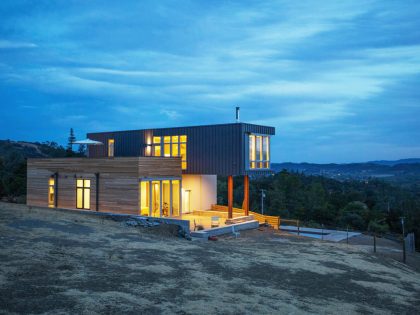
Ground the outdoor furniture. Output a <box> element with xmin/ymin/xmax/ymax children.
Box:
<box><xmin>211</xmin><ymin>216</ymin><xmax>220</xmax><ymax>228</ymax></box>
<box><xmin>231</xmin><ymin>226</ymin><xmax>240</xmax><ymax>238</ymax></box>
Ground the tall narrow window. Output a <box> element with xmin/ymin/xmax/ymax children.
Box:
<box><xmin>76</xmin><ymin>179</ymin><xmax>91</xmax><ymax>210</ymax></box>
<box><xmin>249</xmin><ymin>135</ymin><xmax>256</xmax><ymax>169</ymax></box>
<box><xmin>180</xmin><ymin>135</ymin><xmax>187</xmax><ymax>170</ymax></box>
<box><xmin>162</xmin><ymin>180</ymin><xmax>170</xmax><ymax>217</ymax></box>
<box><xmin>153</xmin><ymin>136</ymin><xmax>161</xmax><ymax>156</ymax></box>
<box><xmin>172</xmin><ymin>180</ymin><xmax>180</xmax><ymax>217</ymax></box>
<box><xmin>249</xmin><ymin>134</ymin><xmax>270</xmax><ymax>169</ymax></box>
<box><xmin>48</xmin><ymin>178</ymin><xmax>55</xmax><ymax>207</ymax></box>
<box><xmin>140</xmin><ymin>181</ymin><xmax>150</xmax><ymax>216</ymax></box>
<box><xmin>164</xmin><ymin>136</ymin><xmax>171</xmax><ymax>157</ymax></box>
<box><xmin>151</xmin><ymin>181</ymin><xmax>160</xmax><ymax>217</ymax></box>
<box><xmin>108</xmin><ymin>139</ymin><xmax>115</xmax><ymax>157</ymax></box>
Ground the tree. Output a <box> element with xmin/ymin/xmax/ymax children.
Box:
<box><xmin>67</xmin><ymin>128</ymin><xmax>76</xmax><ymax>152</ymax></box>
<box><xmin>338</xmin><ymin>201</ymin><xmax>369</xmax><ymax>230</ymax></box>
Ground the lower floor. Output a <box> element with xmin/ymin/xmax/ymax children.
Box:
<box><xmin>26</xmin><ymin>157</ymin><xmax>251</xmax><ymax>226</ymax></box>
<box><xmin>28</xmin><ymin>166</ymin><xmax>217</xmax><ymax>219</ymax></box>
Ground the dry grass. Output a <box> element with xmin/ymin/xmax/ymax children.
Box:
<box><xmin>0</xmin><ymin>202</ymin><xmax>419</xmax><ymax>315</ymax></box>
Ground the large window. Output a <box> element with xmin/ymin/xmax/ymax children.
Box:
<box><xmin>139</xmin><ymin>178</ymin><xmax>181</xmax><ymax>217</ymax></box>
<box><xmin>249</xmin><ymin>134</ymin><xmax>270</xmax><ymax>169</ymax></box>
<box><xmin>153</xmin><ymin>135</ymin><xmax>187</xmax><ymax>170</ymax></box>
<box><xmin>108</xmin><ymin>139</ymin><xmax>115</xmax><ymax>157</ymax></box>
<box><xmin>76</xmin><ymin>179</ymin><xmax>91</xmax><ymax>209</ymax></box>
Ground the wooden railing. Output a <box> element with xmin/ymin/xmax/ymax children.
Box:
<box><xmin>210</xmin><ymin>204</ymin><xmax>280</xmax><ymax>229</ymax></box>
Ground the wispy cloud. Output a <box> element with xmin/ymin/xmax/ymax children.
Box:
<box><xmin>0</xmin><ymin>0</ymin><xmax>419</xmax><ymax>162</ymax></box>
<box><xmin>0</xmin><ymin>40</ymin><xmax>37</xmax><ymax>49</ymax></box>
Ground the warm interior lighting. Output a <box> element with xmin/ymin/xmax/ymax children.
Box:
<box><xmin>76</xmin><ymin>179</ymin><xmax>91</xmax><ymax>210</ymax></box>
<box><xmin>152</xmin><ymin>134</ymin><xmax>187</xmax><ymax>169</ymax></box>
<box><xmin>152</xmin><ymin>181</ymin><xmax>160</xmax><ymax>217</ymax></box>
<box><xmin>140</xmin><ymin>179</ymin><xmax>181</xmax><ymax>217</ymax></box>
<box><xmin>172</xmin><ymin>180</ymin><xmax>180</xmax><ymax>216</ymax></box>
<box><xmin>140</xmin><ymin>181</ymin><xmax>150</xmax><ymax>216</ymax></box>
<box><xmin>48</xmin><ymin>178</ymin><xmax>55</xmax><ymax>207</ymax></box>
<box><xmin>164</xmin><ymin>143</ymin><xmax>170</xmax><ymax>157</ymax></box>
<box><xmin>162</xmin><ymin>180</ymin><xmax>170</xmax><ymax>217</ymax></box>
<box><xmin>108</xmin><ymin>139</ymin><xmax>115</xmax><ymax>157</ymax></box>
<box><xmin>249</xmin><ymin>134</ymin><xmax>270</xmax><ymax>169</ymax></box>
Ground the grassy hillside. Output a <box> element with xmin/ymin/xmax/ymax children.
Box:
<box><xmin>0</xmin><ymin>140</ymin><xmax>83</xmax><ymax>202</ymax></box>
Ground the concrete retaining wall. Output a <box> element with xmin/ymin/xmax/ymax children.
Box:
<box><xmin>191</xmin><ymin>220</ymin><xmax>259</xmax><ymax>238</ymax></box>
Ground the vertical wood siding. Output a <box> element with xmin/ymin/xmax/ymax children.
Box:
<box><xmin>87</xmin><ymin>123</ymin><xmax>275</xmax><ymax>176</ymax></box>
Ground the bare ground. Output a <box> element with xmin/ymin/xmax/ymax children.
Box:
<box><xmin>0</xmin><ymin>202</ymin><xmax>419</xmax><ymax>315</ymax></box>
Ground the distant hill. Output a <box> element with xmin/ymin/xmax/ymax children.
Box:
<box><xmin>271</xmin><ymin>160</ymin><xmax>420</xmax><ymax>187</ymax></box>
<box><xmin>368</xmin><ymin>158</ymin><xmax>420</xmax><ymax>166</ymax></box>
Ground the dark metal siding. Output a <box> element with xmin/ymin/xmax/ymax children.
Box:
<box><xmin>87</xmin><ymin>123</ymin><xmax>275</xmax><ymax>176</ymax></box>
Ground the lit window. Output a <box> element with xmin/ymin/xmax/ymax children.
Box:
<box><xmin>48</xmin><ymin>178</ymin><xmax>55</xmax><ymax>207</ymax></box>
<box><xmin>164</xmin><ymin>143</ymin><xmax>171</xmax><ymax>157</ymax></box>
<box><xmin>152</xmin><ymin>134</ymin><xmax>187</xmax><ymax>170</ymax></box>
<box><xmin>108</xmin><ymin>139</ymin><xmax>115</xmax><ymax>157</ymax></box>
<box><xmin>249</xmin><ymin>134</ymin><xmax>270</xmax><ymax>169</ymax></box>
<box><xmin>153</xmin><ymin>136</ymin><xmax>161</xmax><ymax>156</ymax></box>
<box><xmin>76</xmin><ymin>179</ymin><xmax>91</xmax><ymax>210</ymax></box>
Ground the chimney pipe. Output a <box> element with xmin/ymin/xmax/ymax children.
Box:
<box><xmin>236</xmin><ymin>106</ymin><xmax>240</xmax><ymax>123</ymax></box>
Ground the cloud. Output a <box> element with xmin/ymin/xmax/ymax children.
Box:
<box><xmin>0</xmin><ymin>40</ymin><xmax>37</xmax><ymax>49</ymax></box>
<box><xmin>0</xmin><ymin>0</ymin><xmax>419</xmax><ymax>162</ymax></box>
<box><xmin>160</xmin><ymin>109</ymin><xmax>181</xmax><ymax>120</ymax></box>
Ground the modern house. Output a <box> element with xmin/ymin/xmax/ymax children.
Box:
<box><xmin>27</xmin><ymin>122</ymin><xmax>275</xmax><ymax>222</ymax></box>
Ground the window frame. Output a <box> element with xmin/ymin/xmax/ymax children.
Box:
<box><xmin>152</xmin><ymin>135</ymin><xmax>187</xmax><ymax>170</ymax></box>
<box><xmin>248</xmin><ymin>134</ymin><xmax>270</xmax><ymax>170</ymax></box>
<box><xmin>108</xmin><ymin>139</ymin><xmax>115</xmax><ymax>157</ymax></box>
<box><xmin>76</xmin><ymin>179</ymin><xmax>91</xmax><ymax>210</ymax></box>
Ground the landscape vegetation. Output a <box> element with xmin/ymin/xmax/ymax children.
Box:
<box><xmin>1</xmin><ymin>139</ymin><xmax>419</xmax><ymax>250</ymax></box>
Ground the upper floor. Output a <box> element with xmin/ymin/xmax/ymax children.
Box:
<box><xmin>87</xmin><ymin>122</ymin><xmax>275</xmax><ymax>176</ymax></box>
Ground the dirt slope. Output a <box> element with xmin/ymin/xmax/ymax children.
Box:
<box><xmin>0</xmin><ymin>202</ymin><xmax>419</xmax><ymax>314</ymax></box>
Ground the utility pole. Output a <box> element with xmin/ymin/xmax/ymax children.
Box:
<box><xmin>260</xmin><ymin>189</ymin><xmax>266</xmax><ymax>215</ymax></box>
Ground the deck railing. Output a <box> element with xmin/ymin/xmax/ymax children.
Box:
<box><xmin>210</xmin><ymin>204</ymin><xmax>280</xmax><ymax>229</ymax></box>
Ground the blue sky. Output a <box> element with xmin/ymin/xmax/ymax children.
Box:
<box><xmin>1</xmin><ymin>0</ymin><xmax>419</xmax><ymax>163</ymax></box>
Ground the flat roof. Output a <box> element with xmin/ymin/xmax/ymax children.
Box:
<box><xmin>87</xmin><ymin>122</ymin><xmax>275</xmax><ymax>135</ymax></box>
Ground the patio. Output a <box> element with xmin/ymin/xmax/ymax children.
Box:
<box><xmin>174</xmin><ymin>210</ymin><xmax>247</xmax><ymax>230</ymax></box>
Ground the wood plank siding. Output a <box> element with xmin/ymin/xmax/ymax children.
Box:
<box><xmin>87</xmin><ymin>122</ymin><xmax>275</xmax><ymax>176</ymax></box>
<box><xmin>27</xmin><ymin>157</ymin><xmax>181</xmax><ymax>214</ymax></box>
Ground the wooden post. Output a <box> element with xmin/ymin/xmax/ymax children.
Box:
<box><xmin>243</xmin><ymin>175</ymin><xmax>249</xmax><ymax>216</ymax></box>
<box><xmin>373</xmin><ymin>234</ymin><xmax>376</xmax><ymax>253</ymax></box>
<box><xmin>228</xmin><ymin>175</ymin><xmax>233</xmax><ymax>219</ymax></box>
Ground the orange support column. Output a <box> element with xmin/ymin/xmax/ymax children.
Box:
<box><xmin>243</xmin><ymin>175</ymin><xmax>249</xmax><ymax>216</ymax></box>
<box><xmin>228</xmin><ymin>175</ymin><xmax>233</xmax><ymax>219</ymax></box>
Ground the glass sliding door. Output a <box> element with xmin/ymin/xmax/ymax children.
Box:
<box><xmin>139</xmin><ymin>178</ymin><xmax>182</xmax><ymax>218</ymax></box>
<box><xmin>151</xmin><ymin>181</ymin><xmax>161</xmax><ymax>217</ymax></box>
<box><xmin>162</xmin><ymin>180</ymin><xmax>170</xmax><ymax>217</ymax></box>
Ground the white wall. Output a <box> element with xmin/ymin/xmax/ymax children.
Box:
<box><xmin>182</xmin><ymin>175</ymin><xmax>217</xmax><ymax>212</ymax></box>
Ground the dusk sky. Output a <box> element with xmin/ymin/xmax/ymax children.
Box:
<box><xmin>1</xmin><ymin>0</ymin><xmax>419</xmax><ymax>163</ymax></box>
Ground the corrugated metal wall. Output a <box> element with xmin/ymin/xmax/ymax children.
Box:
<box><xmin>87</xmin><ymin>123</ymin><xmax>275</xmax><ymax>176</ymax></box>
